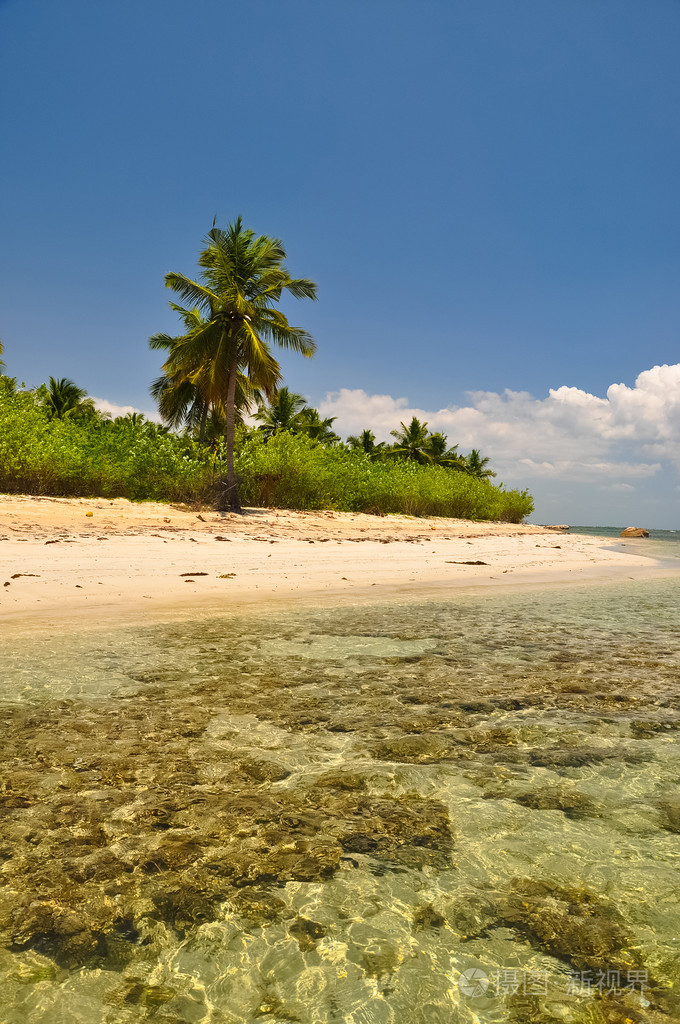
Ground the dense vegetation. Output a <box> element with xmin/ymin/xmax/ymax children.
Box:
<box><xmin>0</xmin><ymin>377</ymin><xmax>533</xmax><ymax>521</ymax></box>
<box><xmin>0</xmin><ymin>219</ymin><xmax>534</xmax><ymax>521</ymax></box>
<box><xmin>0</xmin><ymin>379</ymin><xmax>212</xmax><ymax>502</ymax></box>
<box><xmin>236</xmin><ymin>430</ymin><xmax>533</xmax><ymax>521</ymax></box>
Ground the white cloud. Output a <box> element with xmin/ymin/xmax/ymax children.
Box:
<box><xmin>92</xmin><ymin>397</ymin><xmax>162</xmax><ymax>423</ymax></box>
<box><xmin>516</xmin><ymin>459</ymin><xmax>661</xmax><ymax>480</ymax></box>
<box><xmin>318</xmin><ymin>362</ymin><xmax>680</xmax><ymax>486</ymax></box>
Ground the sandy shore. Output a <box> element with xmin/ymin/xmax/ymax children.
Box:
<box><xmin>0</xmin><ymin>495</ymin><xmax>672</xmax><ymax>632</ymax></box>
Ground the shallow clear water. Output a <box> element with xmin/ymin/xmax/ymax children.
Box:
<box><xmin>2</xmin><ymin>579</ymin><xmax>680</xmax><ymax>1023</ymax></box>
<box><xmin>567</xmin><ymin>526</ymin><xmax>680</xmax><ymax>565</ymax></box>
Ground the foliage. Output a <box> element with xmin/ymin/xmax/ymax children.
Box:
<box><xmin>389</xmin><ymin>416</ymin><xmax>434</xmax><ymax>463</ymax></box>
<box><xmin>149</xmin><ymin>306</ymin><xmax>211</xmax><ymax>436</ymax></box>
<box><xmin>0</xmin><ymin>382</ymin><xmax>532</xmax><ymax>521</ymax></box>
<box><xmin>295</xmin><ymin>407</ymin><xmax>339</xmax><ymax>444</ymax></box>
<box><xmin>43</xmin><ymin>376</ymin><xmax>96</xmax><ymax>421</ymax></box>
<box><xmin>158</xmin><ymin>217</ymin><xmax>317</xmax><ymax>510</ymax></box>
<box><xmin>255</xmin><ymin>387</ymin><xmax>308</xmax><ymax>437</ymax></box>
<box><xmin>466</xmin><ymin>447</ymin><xmax>496</xmax><ymax>479</ymax></box>
<box><xmin>256</xmin><ymin>387</ymin><xmax>339</xmax><ymax>443</ymax></box>
<box><xmin>0</xmin><ymin>380</ymin><xmax>213</xmax><ymax>501</ymax></box>
<box><xmin>347</xmin><ymin>429</ymin><xmax>385</xmax><ymax>458</ymax></box>
<box><xmin>388</xmin><ymin>417</ymin><xmax>466</xmax><ymax>469</ymax></box>
<box><xmin>235</xmin><ymin>431</ymin><xmax>533</xmax><ymax>521</ymax></box>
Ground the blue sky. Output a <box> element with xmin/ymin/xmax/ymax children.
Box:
<box><xmin>1</xmin><ymin>0</ymin><xmax>679</xmax><ymax>525</ymax></box>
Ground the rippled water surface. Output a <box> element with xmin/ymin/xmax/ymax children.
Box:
<box><xmin>2</xmin><ymin>579</ymin><xmax>680</xmax><ymax>1023</ymax></box>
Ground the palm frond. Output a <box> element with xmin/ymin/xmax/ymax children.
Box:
<box><xmin>148</xmin><ymin>332</ymin><xmax>176</xmax><ymax>352</ymax></box>
<box><xmin>164</xmin><ymin>273</ymin><xmax>218</xmax><ymax>312</ymax></box>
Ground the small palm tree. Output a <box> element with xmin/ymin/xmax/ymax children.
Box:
<box><xmin>159</xmin><ymin>218</ymin><xmax>317</xmax><ymax>512</ymax></box>
<box><xmin>44</xmin><ymin>377</ymin><xmax>95</xmax><ymax>421</ymax></box>
<box><xmin>466</xmin><ymin>448</ymin><xmax>496</xmax><ymax>479</ymax></box>
<box><xmin>389</xmin><ymin>417</ymin><xmax>433</xmax><ymax>464</ymax></box>
<box><xmin>255</xmin><ymin>387</ymin><xmax>307</xmax><ymax>438</ymax></box>
<box><xmin>347</xmin><ymin>429</ymin><xmax>385</xmax><ymax>459</ymax></box>
<box><xmin>115</xmin><ymin>412</ymin><xmax>146</xmax><ymax>426</ymax></box>
<box><xmin>296</xmin><ymin>407</ymin><xmax>340</xmax><ymax>444</ymax></box>
<box><xmin>427</xmin><ymin>431</ymin><xmax>466</xmax><ymax>470</ymax></box>
<box><xmin>0</xmin><ymin>339</ymin><xmax>4</xmax><ymax>373</ymax></box>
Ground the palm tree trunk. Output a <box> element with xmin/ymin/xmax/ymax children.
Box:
<box><xmin>219</xmin><ymin>366</ymin><xmax>241</xmax><ymax>513</ymax></box>
<box><xmin>198</xmin><ymin>402</ymin><xmax>208</xmax><ymax>443</ymax></box>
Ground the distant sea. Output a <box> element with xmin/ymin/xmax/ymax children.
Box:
<box><xmin>566</xmin><ymin>524</ymin><xmax>680</xmax><ymax>561</ymax></box>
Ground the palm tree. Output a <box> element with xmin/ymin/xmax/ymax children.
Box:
<box><xmin>152</xmin><ymin>331</ymin><xmax>262</xmax><ymax>443</ymax></box>
<box><xmin>44</xmin><ymin>377</ymin><xmax>95</xmax><ymax>421</ymax></box>
<box><xmin>0</xmin><ymin>339</ymin><xmax>4</xmax><ymax>373</ymax></box>
<box><xmin>427</xmin><ymin>431</ymin><xmax>466</xmax><ymax>470</ymax></box>
<box><xmin>389</xmin><ymin>417</ymin><xmax>433</xmax><ymax>464</ymax></box>
<box><xmin>255</xmin><ymin>387</ymin><xmax>307</xmax><ymax>438</ymax></box>
<box><xmin>160</xmin><ymin>218</ymin><xmax>317</xmax><ymax>511</ymax></box>
<box><xmin>296</xmin><ymin>407</ymin><xmax>340</xmax><ymax>444</ymax></box>
<box><xmin>151</xmin><ymin>370</ymin><xmax>209</xmax><ymax>438</ymax></box>
<box><xmin>115</xmin><ymin>412</ymin><xmax>146</xmax><ymax>426</ymax></box>
<box><xmin>466</xmin><ymin>448</ymin><xmax>496</xmax><ymax>479</ymax></box>
<box><xmin>347</xmin><ymin>429</ymin><xmax>385</xmax><ymax>458</ymax></box>
<box><xmin>150</xmin><ymin>306</ymin><xmax>212</xmax><ymax>439</ymax></box>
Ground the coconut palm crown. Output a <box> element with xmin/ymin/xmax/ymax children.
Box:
<box><xmin>255</xmin><ymin>387</ymin><xmax>308</xmax><ymax>438</ymax></box>
<box><xmin>389</xmin><ymin>417</ymin><xmax>434</xmax><ymax>464</ymax></box>
<box><xmin>466</xmin><ymin>448</ymin><xmax>496</xmax><ymax>479</ymax></box>
<box><xmin>44</xmin><ymin>377</ymin><xmax>96</xmax><ymax>421</ymax></box>
<box><xmin>159</xmin><ymin>218</ymin><xmax>317</xmax><ymax>511</ymax></box>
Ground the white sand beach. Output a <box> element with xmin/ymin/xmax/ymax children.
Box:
<box><xmin>0</xmin><ymin>495</ymin><xmax>670</xmax><ymax>632</ymax></box>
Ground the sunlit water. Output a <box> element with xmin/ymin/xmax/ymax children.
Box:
<box><xmin>567</xmin><ymin>526</ymin><xmax>680</xmax><ymax>566</ymax></box>
<box><xmin>2</xmin><ymin>578</ymin><xmax>680</xmax><ymax>1023</ymax></box>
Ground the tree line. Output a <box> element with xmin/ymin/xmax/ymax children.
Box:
<box><xmin>0</xmin><ymin>218</ymin><xmax>498</xmax><ymax>511</ymax></box>
<box><xmin>146</xmin><ymin>218</ymin><xmax>497</xmax><ymax>507</ymax></box>
<box><xmin>1</xmin><ymin>369</ymin><xmax>497</xmax><ymax>485</ymax></box>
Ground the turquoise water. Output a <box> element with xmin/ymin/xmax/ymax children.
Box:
<box><xmin>1</xmin><ymin>578</ymin><xmax>680</xmax><ymax>1022</ymax></box>
<box><xmin>567</xmin><ymin>526</ymin><xmax>680</xmax><ymax>565</ymax></box>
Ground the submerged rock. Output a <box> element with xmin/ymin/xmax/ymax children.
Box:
<box><xmin>150</xmin><ymin>885</ymin><xmax>226</xmax><ymax>937</ymax></box>
<box><xmin>6</xmin><ymin>901</ymin><xmax>142</xmax><ymax>970</ymax></box>
<box><xmin>236</xmin><ymin>757</ymin><xmax>291</xmax><ymax>782</ymax></box>
<box><xmin>500</xmin><ymin>784</ymin><xmax>601</xmax><ymax>819</ymax></box>
<box><xmin>334</xmin><ymin>795</ymin><xmax>454</xmax><ymax>869</ymax></box>
<box><xmin>630</xmin><ymin>718</ymin><xmax>680</xmax><ymax>738</ymax></box>
<box><xmin>313</xmin><ymin>770</ymin><xmax>367</xmax><ymax>791</ymax></box>
<box><xmin>449</xmin><ymin>879</ymin><xmax>638</xmax><ymax>973</ymax></box>
<box><xmin>289</xmin><ymin>915</ymin><xmax>327</xmax><ymax>951</ymax></box>
<box><xmin>657</xmin><ymin>796</ymin><xmax>680</xmax><ymax>834</ymax></box>
<box><xmin>230</xmin><ymin>889</ymin><xmax>287</xmax><ymax>926</ymax></box>
<box><xmin>493</xmin><ymin>879</ymin><xmax>636</xmax><ymax>973</ymax></box>
<box><xmin>412</xmin><ymin>904</ymin><xmax>446</xmax><ymax>932</ymax></box>
<box><xmin>371</xmin><ymin>733</ymin><xmax>460</xmax><ymax>763</ymax></box>
<box><xmin>527</xmin><ymin>746</ymin><xmax>650</xmax><ymax>769</ymax></box>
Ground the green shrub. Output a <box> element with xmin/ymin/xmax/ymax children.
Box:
<box><xmin>0</xmin><ymin>381</ymin><xmax>533</xmax><ymax>522</ymax></box>
<box><xmin>0</xmin><ymin>380</ymin><xmax>213</xmax><ymax>501</ymax></box>
<box><xmin>235</xmin><ymin>431</ymin><xmax>533</xmax><ymax>522</ymax></box>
